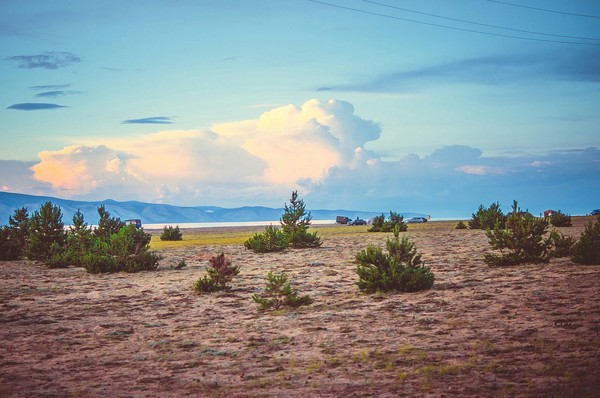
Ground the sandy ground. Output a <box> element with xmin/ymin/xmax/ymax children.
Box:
<box><xmin>1</xmin><ymin>219</ymin><xmax>599</xmax><ymax>397</ymax></box>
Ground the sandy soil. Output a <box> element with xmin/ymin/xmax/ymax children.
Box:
<box><xmin>1</xmin><ymin>219</ymin><xmax>599</xmax><ymax>397</ymax></box>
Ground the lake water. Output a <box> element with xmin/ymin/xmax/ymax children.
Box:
<box><xmin>142</xmin><ymin>219</ymin><xmax>337</xmax><ymax>230</ymax></box>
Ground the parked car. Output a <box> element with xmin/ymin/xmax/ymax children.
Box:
<box><xmin>591</xmin><ymin>209</ymin><xmax>600</xmax><ymax>216</ymax></box>
<box><xmin>543</xmin><ymin>209</ymin><xmax>557</xmax><ymax>218</ymax></box>
<box><xmin>124</xmin><ymin>219</ymin><xmax>142</xmax><ymax>228</ymax></box>
<box><xmin>336</xmin><ymin>216</ymin><xmax>349</xmax><ymax>224</ymax></box>
<box><xmin>406</xmin><ymin>217</ymin><xmax>427</xmax><ymax>224</ymax></box>
<box><xmin>348</xmin><ymin>217</ymin><xmax>367</xmax><ymax>226</ymax></box>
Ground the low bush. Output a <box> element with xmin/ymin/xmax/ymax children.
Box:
<box><xmin>160</xmin><ymin>225</ymin><xmax>183</xmax><ymax>241</ymax></box>
<box><xmin>193</xmin><ymin>253</ymin><xmax>240</xmax><ymax>293</ymax></box>
<box><xmin>244</xmin><ymin>225</ymin><xmax>289</xmax><ymax>253</ymax></box>
<box><xmin>368</xmin><ymin>211</ymin><xmax>407</xmax><ymax>233</ymax></box>
<box><xmin>547</xmin><ymin>230</ymin><xmax>576</xmax><ymax>258</ymax></box>
<box><xmin>483</xmin><ymin>201</ymin><xmax>549</xmax><ymax>266</ymax></box>
<box><xmin>469</xmin><ymin>202</ymin><xmax>506</xmax><ymax>230</ymax></box>
<box><xmin>571</xmin><ymin>215</ymin><xmax>600</xmax><ymax>265</ymax></box>
<box><xmin>82</xmin><ymin>225</ymin><xmax>160</xmax><ymax>273</ymax></box>
<box><xmin>356</xmin><ymin>227</ymin><xmax>434</xmax><ymax>293</ymax></box>
<box><xmin>549</xmin><ymin>211</ymin><xmax>572</xmax><ymax>227</ymax></box>
<box><xmin>252</xmin><ymin>271</ymin><xmax>313</xmax><ymax>310</ymax></box>
<box><xmin>455</xmin><ymin>221</ymin><xmax>468</xmax><ymax>230</ymax></box>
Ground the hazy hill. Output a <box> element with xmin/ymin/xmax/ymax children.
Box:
<box><xmin>0</xmin><ymin>192</ymin><xmax>423</xmax><ymax>225</ymax></box>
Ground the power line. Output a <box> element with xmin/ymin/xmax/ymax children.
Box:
<box><xmin>359</xmin><ymin>0</ymin><xmax>600</xmax><ymax>41</ymax></box>
<box><xmin>487</xmin><ymin>0</ymin><xmax>600</xmax><ymax>19</ymax></box>
<box><xmin>306</xmin><ymin>0</ymin><xmax>600</xmax><ymax>45</ymax></box>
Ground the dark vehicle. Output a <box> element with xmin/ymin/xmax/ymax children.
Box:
<box><xmin>125</xmin><ymin>219</ymin><xmax>142</xmax><ymax>228</ymax></box>
<box><xmin>336</xmin><ymin>216</ymin><xmax>349</xmax><ymax>224</ymax></box>
<box><xmin>406</xmin><ymin>217</ymin><xmax>428</xmax><ymax>224</ymax></box>
<box><xmin>543</xmin><ymin>209</ymin><xmax>557</xmax><ymax>218</ymax></box>
<box><xmin>348</xmin><ymin>217</ymin><xmax>367</xmax><ymax>226</ymax></box>
<box><xmin>591</xmin><ymin>209</ymin><xmax>600</xmax><ymax>216</ymax></box>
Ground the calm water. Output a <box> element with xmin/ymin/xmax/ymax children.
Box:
<box><xmin>142</xmin><ymin>219</ymin><xmax>337</xmax><ymax>230</ymax></box>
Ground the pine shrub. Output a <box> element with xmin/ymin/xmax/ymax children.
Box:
<box><xmin>455</xmin><ymin>221</ymin><xmax>468</xmax><ymax>229</ymax></box>
<box><xmin>468</xmin><ymin>202</ymin><xmax>506</xmax><ymax>230</ymax></box>
<box><xmin>547</xmin><ymin>230</ymin><xmax>576</xmax><ymax>258</ymax></box>
<box><xmin>355</xmin><ymin>228</ymin><xmax>434</xmax><ymax>293</ymax></box>
<box><xmin>570</xmin><ymin>215</ymin><xmax>600</xmax><ymax>265</ymax></box>
<box><xmin>483</xmin><ymin>200</ymin><xmax>550</xmax><ymax>266</ymax></box>
<box><xmin>25</xmin><ymin>202</ymin><xmax>66</xmax><ymax>261</ymax></box>
<box><xmin>368</xmin><ymin>211</ymin><xmax>407</xmax><ymax>233</ymax></box>
<box><xmin>252</xmin><ymin>271</ymin><xmax>313</xmax><ymax>310</ymax></box>
<box><xmin>244</xmin><ymin>225</ymin><xmax>289</xmax><ymax>253</ymax></box>
<box><xmin>549</xmin><ymin>211</ymin><xmax>572</xmax><ymax>227</ymax></box>
<box><xmin>280</xmin><ymin>191</ymin><xmax>322</xmax><ymax>248</ymax></box>
<box><xmin>82</xmin><ymin>225</ymin><xmax>160</xmax><ymax>273</ymax></box>
<box><xmin>160</xmin><ymin>225</ymin><xmax>183</xmax><ymax>241</ymax></box>
<box><xmin>193</xmin><ymin>253</ymin><xmax>240</xmax><ymax>293</ymax></box>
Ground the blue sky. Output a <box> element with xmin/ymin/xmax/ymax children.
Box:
<box><xmin>1</xmin><ymin>0</ymin><xmax>599</xmax><ymax>218</ymax></box>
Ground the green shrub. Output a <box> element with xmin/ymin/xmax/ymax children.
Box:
<box><xmin>455</xmin><ymin>221</ymin><xmax>468</xmax><ymax>229</ymax></box>
<box><xmin>368</xmin><ymin>211</ymin><xmax>407</xmax><ymax>233</ymax></box>
<box><xmin>355</xmin><ymin>228</ymin><xmax>434</xmax><ymax>293</ymax></box>
<box><xmin>82</xmin><ymin>225</ymin><xmax>160</xmax><ymax>273</ymax></box>
<box><xmin>280</xmin><ymin>191</ymin><xmax>322</xmax><ymax>248</ymax></box>
<box><xmin>65</xmin><ymin>209</ymin><xmax>93</xmax><ymax>266</ymax></box>
<box><xmin>483</xmin><ymin>200</ymin><xmax>549</xmax><ymax>266</ymax></box>
<box><xmin>160</xmin><ymin>225</ymin><xmax>183</xmax><ymax>241</ymax></box>
<box><xmin>547</xmin><ymin>230</ymin><xmax>576</xmax><ymax>258</ymax></box>
<box><xmin>94</xmin><ymin>205</ymin><xmax>125</xmax><ymax>242</ymax></box>
<box><xmin>252</xmin><ymin>271</ymin><xmax>313</xmax><ymax>310</ymax></box>
<box><xmin>244</xmin><ymin>225</ymin><xmax>289</xmax><ymax>253</ymax></box>
<box><xmin>469</xmin><ymin>202</ymin><xmax>506</xmax><ymax>230</ymax></box>
<box><xmin>193</xmin><ymin>253</ymin><xmax>240</xmax><ymax>293</ymax></box>
<box><xmin>549</xmin><ymin>211</ymin><xmax>572</xmax><ymax>227</ymax></box>
<box><xmin>25</xmin><ymin>202</ymin><xmax>66</xmax><ymax>261</ymax></box>
<box><xmin>571</xmin><ymin>215</ymin><xmax>600</xmax><ymax>265</ymax></box>
<box><xmin>0</xmin><ymin>226</ymin><xmax>21</xmax><ymax>260</ymax></box>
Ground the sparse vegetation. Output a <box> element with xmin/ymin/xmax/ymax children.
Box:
<box><xmin>547</xmin><ymin>230</ymin><xmax>576</xmax><ymax>258</ymax></box>
<box><xmin>570</xmin><ymin>215</ymin><xmax>600</xmax><ymax>265</ymax></box>
<box><xmin>483</xmin><ymin>200</ymin><xmax>550</xmax><ymax>266</ymax></box>
<box><xmin>355</xmin><ymin>226</ymin><xmax>434</xmax><ymax>293</ymax></box>
<box><xmin>193</xmin><ymin>253</ymin><xmax>240</xmax><ymax>293</ymax></box>
<box><xmin>368</xmin><ymin>211</ymin><xmax>407</xmax><ymax>233</ymax></box>
<box><xmin>252</xmin><ymin>271</ymin><xmax>313</xmax><ymax>310</ymax></box>
<box><xmin>160</xmin><ymin>225</ymin><xmax>183</xmax><ymax>241</ymax></box>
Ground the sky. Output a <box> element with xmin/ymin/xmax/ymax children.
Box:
<box><xmin>1</xmin><ymin>0</ymin><xmax>599</xmax><ymax>218</ymax></box>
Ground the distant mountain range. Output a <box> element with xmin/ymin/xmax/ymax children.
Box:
<box><xmin>0</xmin><ymin>192</ymin><xmax>425</xmax><ymax>226</ymax></box>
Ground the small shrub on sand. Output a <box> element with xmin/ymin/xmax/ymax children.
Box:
<box><xmin>549</xmin><ymin>211</ymin><xmax>572</xmax><ymax>227</ymax></box>
<box><xmin>193</xmin><ymin>253</ymin><xmax>240</xmax><ymax>293</ymax></box>
<box><xmin>244</xmin><ymin>225</ymin><xmax>289</xmax><ymax>253</ymax></box>
<box><xmin>483</xmin><ymin>201</ymin><xmax>549</xmax><ymax>267</ymax></box>
<box><xmin>571</xmin><ymin>215</ymin><xmax>600</xmax><ymax>265</ymax></box>
<box><xmin>469</xmin><ymin>202</ymin><xmax>506</xmax><ymax>230</ymax></box>
<box><xmin>455</xmin><ymin>221</ymin><xmax>468</xmax><ymax>230</ymax></box>
<box><xmin>547</xmin><ymin>230</ymin><xmax>576</xmax><ymax>258</ymax></box>
<box><xmin>253</xmin><ymin>271</ymin><xmax>313</xmax><ymax>310</ymax></box>
<box><xmin>160</xmin><ymin>225</ymin><xmax>183</xmax><ymax>241</ymax></box>
<box><xmin>356</xmin><ymin>227</ymin><xmax>434</xmax><ymax>293</ymax></box>
<box><xmin>280</xmin><ymin>191</ymin><xmax>322</xmax><ymax>248</ymax></box>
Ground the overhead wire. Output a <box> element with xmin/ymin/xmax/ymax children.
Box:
<box><xmin>359</xmin><ymin>0</ymin><xmax>600</xmax><ymax>41</ymax></box>
<box><xmin>306</xmin><ymin>0</ymin><xmax>600</xmax><ymax>45</ymax></box>
<box><xmin>486</xmin><ymin>0</ymin><xmax>600</xmax><ymax>19</ymax></box>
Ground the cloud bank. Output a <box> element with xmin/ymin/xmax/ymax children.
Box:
<box><xmin>5</xmin><ymin>52</ymin><xmax>81</xmax><ymax>69</ymax></box>
<box><xmin>1</xmin><ymin>99</ymin><xmax>598</xmax><ymax>215</ymax></box>
<box><xmin>122</xmin><ymin>116</ymin><xmax>175</xmax><ymax>125</ymax></box>
<box><xmin>7</xmin><ymin>103</ymin><xmax>67</xmax><ymax>111</ymax></box>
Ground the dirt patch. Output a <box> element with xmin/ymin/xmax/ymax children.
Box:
<box><xmin>1</xmin><ymin>219</ymin><xmax>599</xmax><ymax>397</ymax></box>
